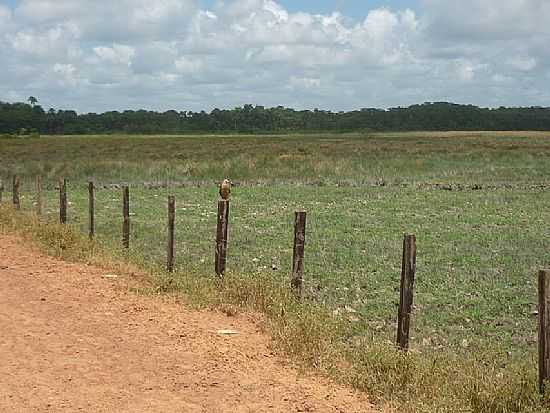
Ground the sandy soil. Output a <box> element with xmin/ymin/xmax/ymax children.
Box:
<box><xmin>0</xmin><ymin>235</ymin><xmax>376</xmax><ymax>412</ymax></box>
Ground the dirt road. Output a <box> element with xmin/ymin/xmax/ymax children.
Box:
<box><xmin>0</xmin><ymin>235</ymin><xmax>374</xmax><ymax>412</ymax></box>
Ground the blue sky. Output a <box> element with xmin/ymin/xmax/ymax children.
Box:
<box><xmin>257</xmin><ymin>0</ymin><xmax>419</xmax><ymax>20</ymax></box>
<box><xmin>203</xmin><ymin>0</ymin><xmax>420</xmax><ymax>19</ymax></box>
<box><xmin>1</xmin><ymin>0</ymin><xmax>16</xmax><ymax>8</ymax></box>
<box><xmin>0</xmin><ymin>0</ymin><xmax>548</xmax><ymax>113</ymax></box>
<box><xmin>266</xmin><ymin>0</ymin><xmax>418</xmax><ymax>17</ymax></box>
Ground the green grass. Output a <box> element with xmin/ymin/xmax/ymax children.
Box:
<box><xmin>2</xmin><ymin>131</ymin><xmax>550</xmax><ymax>412</ymax></box>
<box><xmin>14</xmin><ymin>184</ymin><xmax>550</xmax><ymax>354</ymax></box>
<box><xmin>2</xmin><ymin>131</ymin><xmax>550</xmax><ymax>185</ymax></box>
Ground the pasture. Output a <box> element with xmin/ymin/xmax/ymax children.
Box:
<box><xmin>2</xmin><ymin>131</ymin><xmax>550</xmax><ymax>412</ymax></box>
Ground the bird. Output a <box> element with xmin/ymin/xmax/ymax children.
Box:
<box><xmin>219</xmin><ymin>179</ymin><xmax>231</xmax><ymax>200</ymax></box>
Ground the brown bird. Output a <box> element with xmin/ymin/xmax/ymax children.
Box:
<box><xmin>219</xmin><ymin>179</ymin><xmax>231</xmax><ymax>200</ymax></box>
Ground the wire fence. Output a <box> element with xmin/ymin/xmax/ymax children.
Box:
<box><xmin>3</xmin><ymin>174</ymin><xmax>550</xmax><ymax>384</ymax></box>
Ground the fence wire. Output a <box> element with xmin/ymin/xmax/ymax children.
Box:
<box><xmin>5</xmin><ymin>176</ymin><xmax>550</xmax><ymax>355</ymax></box>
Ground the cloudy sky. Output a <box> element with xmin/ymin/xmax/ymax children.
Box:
<box><xmin>0</xmin><ymin>0</ymin><xmax>548</xmax><ymax>113</ymax></box>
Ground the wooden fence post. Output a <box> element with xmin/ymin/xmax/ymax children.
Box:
<box><xmin>0</xmin><ymin>178</ymin><xmax>4</xmax><ymax>202</ymax></box>
<box><xmin>397</xmin><ymin>234</ymin><xmax>417</xmax><ymax>351</ymax></box>
<box><xmin>36</xmin><ymin>176</ymin><xmax>42</xmax><ymax>216</ymax></box>
<box><xmin>539</xmin><ymin>270</ymin><xmax>550</xmax><ymax>394</ymax></box>
<box><xmin>122</xmin><ymin>186</ymin><xmax>130</xmax><ymax>249</ymax></box>
<box><xmin>291</xmin><ymin>211</ymin><xmax>307</xmax><ymax>296</ymax></box>
<box><xmin>59</xmin><ymin>179</ymin><xmax>67</xmax><ymax>224</ymax></box>
<box><xmin>215</xmin><ymin>199</ymin><xmax>230</xmax><ymax>277</ymax></box>
<box><xmin>167</xmin><ymin>195</ymin><xmax>176</xmax><ymax>272</ymax></box>
<box><xmin>88</xmin><ymin>181</ymin><xmax>94</xmax><ymax>239</ymax></box>
<box><xmin>12</xmin><ymin>175</ymin><xmax>20</xmax><ymax>210</ymax></box>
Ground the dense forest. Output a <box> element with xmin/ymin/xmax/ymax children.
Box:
<box><xmin>2</xmin><ymin>100</ymin><xmax>550</xmax><ymax>135</ymax></box>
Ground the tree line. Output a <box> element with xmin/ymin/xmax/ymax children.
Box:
<box><xmin>2</xmin><ymin>101</ymin><xmax>550</xmax><ymax>135</ymax></box>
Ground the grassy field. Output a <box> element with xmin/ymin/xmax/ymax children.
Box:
<box><xmin>2</xmin><ymin>131</ymin><xmax>550</xmax><ymax>185</ymax></box>
<box><xmin>2</xmin><ymin>131</ymin><xmax>550</xmax><ymax>412</ymax></box>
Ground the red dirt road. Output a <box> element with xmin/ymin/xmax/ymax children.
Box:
<box><xmin>0</xmin><ymin>236</ymin><xmax>375</xmax><ymax>412</ymax></box>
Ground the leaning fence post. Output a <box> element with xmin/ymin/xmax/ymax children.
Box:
<box><xmin>88</xmin><ymin>181</ymin><xmax>95</xmax><ymax>239</ymax></box>
<box><xmin>0</xmin><ymin>178</ymin><xmax>4</xmax><ymax>202</ymax></box>
<box><xmin>539</xmin><ymin>270</ymin><xmax>550</xmax><ymax>394</ymax></box>
<box><xmin>36</xmin><ymin>176</ymin><xmax>43</xmax><ymax>216</ymax></box>
<box><xmin>215</xmin><ymin>199</ymin><xmax>230</xmax><ymax>277</ymax></box>
<box><xmin>291</xmin><ymin>211</ymin><xmax>307</xmax><ymax>296</ymax></box>
<box><xmin>59</xmin><ymin>179</ymin><xmax>67</xmax><ymax>224</ymax></box>
<box><xmin>167</xmin><ymin>195</ymin><xmax>176</xmax><ymax>272</ymax></box>
<box><xmin>12</xmin><ymin>175</ymin><xmax>20</xmax><ymax>210</ymax></box>
<box><xmin>397</xmin><ymin>234</ymin><xmax>417</xmax><ymax>351</ymax></box>
<box><xmin>122</xmin><ymin>185</ymin><xmax>130</xmax><ymax>249</ymax></box>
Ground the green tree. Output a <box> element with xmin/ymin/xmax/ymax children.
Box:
<box><xmin>27</xmin><ymin>96</ymin><xmax>38</xmax><ymax>106</ymax></box>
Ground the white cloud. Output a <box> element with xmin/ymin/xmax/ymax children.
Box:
<box><xmin>131</xmin><ymin>42</ymin><xmax>178</xmax><ymax>76</ymax></box>
<box><xmin>53</xmin><ymin>63</ymin><xmax>79</xmax><ymax>86</ymax></box>
<box><xmin>0</xmin><ymin>5</ymin><xmax>13</xmax><ymax>32</ymax></box>
<box><xmin>0</xmin><ymin>0</ymin><xmax>548</xmax><ymax>112</ymax></box>
<box><xmin>289</xmin><ymin>76</ymin><xmax>321</xmax><ymax>89</ymax></box>
<box><xmin>423</xmin><ymin>0</ymin><xmax>550</xmax><ymax>39</ymax></box>
<box><xmin>507</xmin><ymin>56</ymin><xmax>538</xmax><ymax>72</ymax></box>
<box><xmin>361</xmin><ymin>8</ymin><xmax>399</xmax><ymax>42</ymax></box>
<box><xmin>15</xmin><ymin>0</ymin><xmax>83</xmax><ymax>23</ymax></box>
<box><xmin>9</xmin><ymin>23</ymin><xmax>81</xmax><ymax>59</ymax></box>
<box><xmin>455</xmin><ymin>60</ymin><xmax>488</xmax><ymax>82</ymax></box>
<box><xmin>492</xmin><ymin>74</ymin><xmax>512</xmax><ymax>83</ymax></box>
<box><xmin>131</xmin><ymin>0</ymin><xmax>188</xmax><ymax>24</ymax></box>
<box><xmin>349</xmin><ymin>8</ymin><xmax>419</xmax><ymax>65</ymax></box>
<box><xmin>93</xmin><ymin>44</ymin><xmax>135</xmax><ymax>66</ymax></box>
<box><xmin>457</xmin><ymin>63</ymin><xmax>475</xmax><ymax>82</ymax></box>
<box><xmin>174</xmin><ymin>55</ymin><xmax>203</xmax><ymax>73</ymax></box>
<box><xmin>15</xmin><ymin>0</ymin><xmax>199</xmax><ymax>41</ymax></box>
<box><xmin>263</xmin><ymin>0</ymin><xmax>289</xmax><ymax>23</ymax></box>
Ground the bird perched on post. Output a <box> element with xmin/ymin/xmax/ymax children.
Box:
<box><xmin>219</xmin><ymin>179</ymin><xmax>231</xmax><ymax>200</ymax></box>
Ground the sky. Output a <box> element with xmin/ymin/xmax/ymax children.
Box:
<box><xmin>0</xmin><ymin>0</ymin><xmax>548</xmax><ymax>113</ymax></box>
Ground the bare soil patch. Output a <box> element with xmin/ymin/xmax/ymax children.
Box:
<box><xmin>0</xmin><ymin>235</ymin><xmax>375</xmax><ymax>412</ymax></box>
